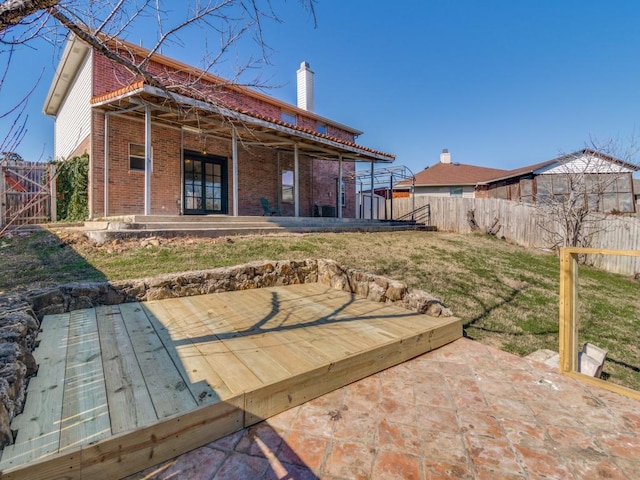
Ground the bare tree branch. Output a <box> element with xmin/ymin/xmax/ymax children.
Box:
<box><xmin>0</xmin><ymin>0</ymin><xmax>58</xmax><ymax>31</ymax></box>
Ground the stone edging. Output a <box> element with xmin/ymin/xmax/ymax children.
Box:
<box><xmin>0</xmin><ymin>259</ymin><xmax>451</xmax><ymax>447</ymax></box>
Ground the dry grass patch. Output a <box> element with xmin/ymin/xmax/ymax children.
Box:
<box><xmin>1</xmin><ymin>228</ymin><xmax>639</xmax><ymax>391</ymax></box>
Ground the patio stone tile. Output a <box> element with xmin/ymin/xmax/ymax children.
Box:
<box><xmin>377</xmin><ymin>419</ymin><xmax>422</xmax><ymax>456</ymax></box>
<box><xmin>414</xmin><ymin>404</ymin><xmax>460</xmax><ymax>434</ymax></box>
<box><xmin>457</xmin><ymin>411</ymin><xmax>505</xmax><ymax>438</ymax></box>
<box><xmin>463</xmin><ymin>435</ymin><xmax>525</xmax><ymax>476</ymax></box>
<box><xmin>290</xmin><ymin>403</ymin><xmax>338</xmax><ymax>438</ymax></box>
<box><xmin>264</xmin><ymin>461</ymin><xmax>318</xmax><ymax>480</ymax></box>
<box><xmin>279</xmin><ymin>430</ymin><xmax>329</xmax><ymax>471</ymax></box>
<box><xmin>423</xmin><ymin>458</ymin><xmax>475</xmax><ymax>479</ymax></box>
<box><xmin>381</xmin><ymin>377</ymin><xmax>415</xmax><ymax>405</ymax></box>
<box><xmin>566</xmin><ymin>457</ymin><xmax>628</xmax><ymax>480</ymax></box>
<box><xmin>419</xmin><ymin>430</ymin><xmax>468</xmax><ymax>464</ymax></box>
<box><xmin>377</xmin><ymin>396</ymin><xmax>417</xmax><ymax>425</ymax></box>
<box><xmin>324</xmin><ymin>440</ymin><xmax>375</xmax><ymax>480</ymax></box>
<box><xmin>213</xmin><ymin>451</ymin><xmax>270</xmax><ymax>479</ymax></box>
<box><xmin>499</xmin><ymin>418</ymin><xmax>551</xmax><ymax>450</ymax></box>
<box><xmin>513</xmin><ymin>444</ymin><xmax>577</xmax><ymax>479</ymax></box>
<box><xmin>546</xmin><ymin>425</ymin><xmax>605</xmax><ymax>455</ymax></box>
<box><xmin>414</xmin><ymin>384</ymin><xmax>455</xmax><ymax>409</ymax></box>
<box><xmin>371</xmin><ymin>450</ymin><xmax>421</xmax><ymax>480</ymax></box>
<box><xmin>234</xmin><ymin>423</ymin><xmax>284</xmax><ymax>457</ymax></box>
<box><xmin>332</xmin><ymin>408</ymin><xmax>377</xmax><ymax>445</ymax></box>
<box><xmin>597</xmin><ymin>432</ymin><xmax>640</xmax><ymax>459</ymax></box>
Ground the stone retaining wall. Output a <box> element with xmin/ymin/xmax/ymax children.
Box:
<box><xmin>0</xmin><ymin>259</ymin><xmax>451</xmax><ymax>448</ymax></box>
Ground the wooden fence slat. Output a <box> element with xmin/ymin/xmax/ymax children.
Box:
<box><xmin>389</xmin><ymin>196</ymin><xmax>640</xmax><ymax>275</ymax></box>
<box><xmin>1</xmin><ymin>161</ymin><xmax>53</xmax><ymax>227</ymax></box>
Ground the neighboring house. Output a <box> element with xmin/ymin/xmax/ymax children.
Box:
<box><xmin>477</xmin><ymin>149</ymin><xmax>638</xmax><ymax>213</ymax></box>
<box><xmin>398</xmin><ymin>149</ymin><xmax>638</xmax><ymax>214</ymax></box>
<box><xmin>395</xmin><ymin>149</ymin><xmax>508</xmax><ymax>198</ymax></box>
<box><xmin>43</xmin><ymin>35</ymin><xmax>394</xmax><ymax>219</ymax></box>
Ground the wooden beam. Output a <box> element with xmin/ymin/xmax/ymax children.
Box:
<box><xmin>558</xmin><ymin>248</ymin><xmax>578</xmax><ymax>373</ymax></box>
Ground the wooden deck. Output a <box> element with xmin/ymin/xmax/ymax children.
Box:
<box><xmin>0</xmin><ymin>283</ymin><xmax>462</xmax><ymax>480</ymax></box>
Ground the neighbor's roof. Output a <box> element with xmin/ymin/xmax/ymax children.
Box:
<box><xmin>477</xmin><ymin>149</ymin><xmax>639</xmax><ymax>184</ymax></box>
<box><xmin>396</xmin><ymin>161</ymin><xmax>509</xmax><ymax>188</ymax></box>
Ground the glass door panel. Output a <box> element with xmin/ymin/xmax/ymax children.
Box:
<box><xmin>183</xmin><ymin>153</ymin><xmax>227</xmax><ymax>214</ymax></box>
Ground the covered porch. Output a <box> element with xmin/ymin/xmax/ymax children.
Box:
<box><xmin>91</xmin><ymin>83</ymin><xmax>394</xmax><ymax>220</ymax></box>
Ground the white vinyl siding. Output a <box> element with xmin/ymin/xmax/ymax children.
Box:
<box><xmin>413</xmin><ymin>186</ymin><xmax>476</xmax><ymax>198</ymax></box>
<box><xmin>54</xmin><ymin>51</ymin><xmax>92</xmax><ymax>159</ymax></box>
<box><xmin>539</xmin><ymin>154</ymin><xmax>633</xmax><ymax>175</ymax></box>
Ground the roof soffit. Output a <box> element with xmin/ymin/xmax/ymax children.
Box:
<box><xmin>43</xmin><ymin>35</ymin><xmax>91</xmax><ymax>116</ymax></box>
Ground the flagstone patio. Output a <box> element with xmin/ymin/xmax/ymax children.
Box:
<box><xmin>126</xmin><ymin>337</ymin><xmax>640</xmax><ymax>480</ymax></box>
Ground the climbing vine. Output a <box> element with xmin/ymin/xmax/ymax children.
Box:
<box><xmin>55</xmin><ymin>154</ymin><xmax>89</xmax><ymax>221</ymax></box>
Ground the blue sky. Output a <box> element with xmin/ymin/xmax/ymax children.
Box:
<box><xmin>2</xmin><ymin>0</ymin><xmax>640</xmax><ymax>175</ymax></box>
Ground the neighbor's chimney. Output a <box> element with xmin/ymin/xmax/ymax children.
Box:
<box><xmin>440</xmin><ymin>149</ymin><xmax>451</xmax><ymax>164</ymax></box>
<box><xmin>297</xmin><ymin>61</ymin><xmax>314</xmax><ymax>112</ymax></box>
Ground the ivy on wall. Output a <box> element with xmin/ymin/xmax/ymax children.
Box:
<box><xmin>55</xmin><ymin>154</ymin><xmax>89</xmax><ymax>221</ymax></box>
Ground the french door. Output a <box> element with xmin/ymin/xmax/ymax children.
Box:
<box><xmin>183</xmin><ymin>152</ymin><xmax>227</xmax><ymax>214</ymax></box>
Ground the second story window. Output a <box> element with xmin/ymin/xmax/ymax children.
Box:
<box><xmin>317</xmin><ymin>123</ymin><xmax>327</xmax><ymax>134</ymax></box>
<box><xmin>281</xmin><ymin>111</ymin><xmax>297</xmax><ymax>125</ymax></box>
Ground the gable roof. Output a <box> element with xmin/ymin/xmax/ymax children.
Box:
<box><xmin>478</xmin><ymin>149</ymin><xmax>639</xmax><ymax>185</ymax></box>
<box><xmin>396</xmin><ymin>162</ymin><xmax>508</xmax><ymax>188</ymax></box>
<box><xmin>44</xmin><ymin>34</ymin><xmax>394</xmax><ymax>163</ymax></box>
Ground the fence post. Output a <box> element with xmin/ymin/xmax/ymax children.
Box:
<box><xmin>559</xmin><ymin>248</ymin><xmax>578</xmax><ymax>373</ymax></box>
<box><xmin>49</xmin><ymin>163</ymin><xmax>57</xmax><ymax>223</ymax></box>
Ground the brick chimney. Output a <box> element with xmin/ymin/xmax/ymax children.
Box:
<box><xmin>297</xmin><ymin>61</ymin><xmax>314</xmax><ymax>112</ymax></box>
<box><xmin>440</xmin><ymin>149</ymin><xmax>451</xmax><ymax>164</ymax></box>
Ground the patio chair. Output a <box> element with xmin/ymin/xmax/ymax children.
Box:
<box><xmin>260</xmin><ymin>197</ymin><xmax>280</xmax><ymax>216</ymax></box>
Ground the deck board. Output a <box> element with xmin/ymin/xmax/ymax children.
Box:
<box><xmin>0</xmin><ymin>283</ymin><xmax>462</xmax><ymax>480</ymax></box>
<box><xmin>95</xmin><ymin>305</ymin><xmax>157</xmax><ymax>434</ymax></box>
<box><xmin>0</xmin><ymin>314</ymin><xmax>69</xmax><ymax>469</ymax></box>
<box><xmin>59</xmin><ymin>308</ymin><xmax>110</xmax><ymax>452</ymax></box>
<box><xmin>118</xmin><ymin>302</ymin><xmax>198</xmax><ymax>418</ymax></box>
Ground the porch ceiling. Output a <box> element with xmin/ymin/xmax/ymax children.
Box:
<box><xmin>92</xmin><ymin>84</ymin><xmax>395</xmax><ymax>164</ymax></box>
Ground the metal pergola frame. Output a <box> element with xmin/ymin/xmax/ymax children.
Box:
<box><xmin>351</xmin><ymin>165</ymin><xmax>416</xmax><ymax>220</ymax></box>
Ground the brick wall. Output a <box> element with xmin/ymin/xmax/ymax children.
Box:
<box><xmin>92</xmin><ymin>52</ymin><xmax>356</xmax><ymax>143</ymax></box>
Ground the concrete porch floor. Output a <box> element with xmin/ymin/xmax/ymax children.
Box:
<box><xmin>126</xmin><ymin>338</ymin><xmax>640</xmax><ymax>480</ymax></box>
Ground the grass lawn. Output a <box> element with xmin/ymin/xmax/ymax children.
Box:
<box><xmin>1</xmin><ymin>228</ymin><xmax>639</xmax><ymax>391</ymax></box>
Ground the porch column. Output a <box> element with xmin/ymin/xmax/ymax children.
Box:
<box><xmin>370</xmin><ymin>160</ymin><xmax>374</xmax><ymax>220</ymax></box>
<box><xmin>104</xmin><ymin>112</ymin><xmax>109</xmax><ymax>217</ymax></box>
<box><xmin>144</xmin><ymin>104</ymin><xmax>152</xmax><ymax>216</ymax></box>
<box><xmin>232</xmin><ymin>128</ymin><xmax>239</xmax><ymax>216</ymax></box>
<box><xmin>294</xmin><ymin>143</ymin><xmax>300</xmax><ymax>217</ymax></box>
<box><xmin>338</xmin><ymin>154</ymin><xmax>343</xmax><ymax>219</ymax></box>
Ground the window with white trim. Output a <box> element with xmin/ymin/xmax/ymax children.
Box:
<box><xmin>129</xmin><ymin>143</ymin><xmax>149</xmax><ymax>172</ymax></box>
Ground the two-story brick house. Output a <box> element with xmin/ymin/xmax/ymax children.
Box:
<box><xmin>44</xmin><ymin>35</ymin><xmax>394</xmax><ymax>219</ymax></box>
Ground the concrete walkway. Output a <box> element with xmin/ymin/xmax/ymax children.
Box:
<box><xmin>126</xmin><ymin>338</ymin><xmax>640</xmax><ymax>479</ymax></box>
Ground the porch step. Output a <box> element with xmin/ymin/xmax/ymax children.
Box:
<box><xmin>81</xmin><ymin>217</ymin><xmax>435</xmax><ymax>244</ymax></box>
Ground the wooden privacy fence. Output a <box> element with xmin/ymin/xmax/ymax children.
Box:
<box><xmin>388</xmin><ymin>196</ymin><xmax>640</xmax><ymax>276</ymax></box>
<box><xmin>1</xmin><ymin>161</ymin><xmax>56</xmax><ymax>228</ymax></box>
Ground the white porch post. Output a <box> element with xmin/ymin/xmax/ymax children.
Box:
<box><xmin>104</xmin><ymin>112</ymin><xmax>109</xmax><ymax>217</ymax></box>
<box><xmin>338</xmin><ymin>154</ymin><xmax>343</xmax><ymax>219</ymax></box>
<box><xmin>232</xmin><ymin>128</ymin><xmax>239</xmax><ymax>216</ymax></box>
<box><xmin>370</xmin><ymin>160</ymin><xmax>374</xmax><ymax>220</ymax></box>
<box><xmin>294</xmin><ymin>143</ymin><xmax>300</xmax><ymax>217</ymax></box>
<box><xmin>144</xmin><ymin>104</ymin><xmax>152</xmax><ymax>216</ymax></box>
